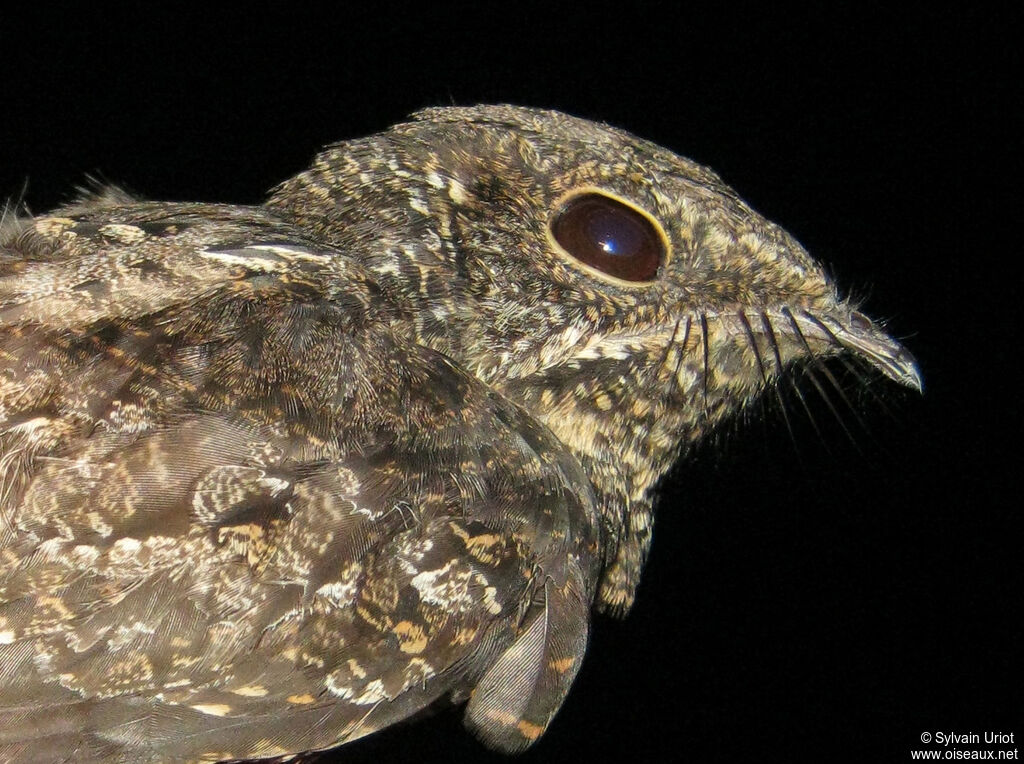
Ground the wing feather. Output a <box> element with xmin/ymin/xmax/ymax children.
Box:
<box><xmin>0</xmin><ymin>204</ymin><xmax>601</xmax><ymax>761</ymax></box>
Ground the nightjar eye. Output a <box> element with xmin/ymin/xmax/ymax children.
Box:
<box><xmin>550</xmin><ymin>191</ymin><xmax>666</xmax><ymax>283</ymax></box>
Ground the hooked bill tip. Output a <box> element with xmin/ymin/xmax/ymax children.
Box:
<box><xmin>832</xmin><ymin>315</ymin><xmax>923</xmax><ymax>393</ymax></box>
<box><xmin>880</xmin><ymin>346</ymin><xmax>923</xmax><ymax>393</ymax></box>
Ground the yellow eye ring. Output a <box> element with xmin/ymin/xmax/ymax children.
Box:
<box><xmin>547</xmin><ymin>188</ymin><xmax>669</xmax><ymax>286</ymax></box>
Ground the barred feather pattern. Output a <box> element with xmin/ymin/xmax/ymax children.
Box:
<box><xmin>0</xmin><ymin>105</ymin><xmax>918</xmax><ymax>762</ymax></box>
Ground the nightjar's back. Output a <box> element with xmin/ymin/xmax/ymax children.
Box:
<box><xmin>0</xmin><ymin>106</ymin><xmax>919</xmax><ymax>762</ymax></box>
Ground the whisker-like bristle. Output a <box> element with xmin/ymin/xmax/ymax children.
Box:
<box><xmin>658</xmin><ymin>317</ymin><xmax>683</xmax><ymax>373</ymax></box>
<box><xmin>669</xmin><ymin>315</ymin><xmax>693</xmax><ymax>398</ymax></box>
<box><xmin>782</xmin><ymin>307</ymin><xmax>861</xmax><ymax>452</ymax></box>
<box><xmin>785</xmin><ymin>370</ymin><xmax>829</xmax><ymax>453</ymax></box>
<box><xmin>737</xmin><ymin>310</ymin><xmax>768</xmax><ymax>385</ymax></box>
<box><xmin>700</xmin><ymin>312</ymin><xmax>710</xmax><ymax>420</ymax></box>
<box><xmin>758</xmin><ymin>311</ymin><xmax>799</xmax><ymax>453</ymax></box>
<box><xmin>800</xmin><ymin>311</ymin><xmax>871</xmax><ymax>436</ymax></box>
<box><xmin>839</xmin><ymin>355</ymin><xmax>901</xmax><ymax>424</ymax></box>
<box><xmin>759</xmin><ymin>312</ymin><xmax>784</xmax><ymax>377</ymax></box>
<box><xmin>799</xmin><ymin>309</ymin><xmax>843</xmax><ymax>349</ymax></box>
<box><xmin>809</xmin><ymin>366</ymin><xmax>862</xmax><ymax>452</ymax></box>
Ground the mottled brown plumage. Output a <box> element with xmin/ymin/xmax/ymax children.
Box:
<box><xmin>0</xmin><ymin>105</ymin><xmax>919</xmax><ymax>762</ymax></box>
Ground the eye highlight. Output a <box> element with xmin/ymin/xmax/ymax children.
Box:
<box><xmin>550</xmin><ymin>191</ymin><xmax>666</xmax><ymax>283</ymax></box>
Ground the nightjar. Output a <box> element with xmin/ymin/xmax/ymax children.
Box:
<box><xmin>0</xmin><ymin>105</ymin><xmax>920</xmax><ymax>762</ymax></box>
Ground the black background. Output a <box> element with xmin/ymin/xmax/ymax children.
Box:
<box><xmin>1</xmin><ymin>6</ymin><xmax>1017</xmax><ymax>763</ymax></box>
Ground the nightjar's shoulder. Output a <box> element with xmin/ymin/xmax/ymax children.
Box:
<box><xmin>0</xmin><ymin>197</ymin><xmax>602</xmax><ymax>761</ymax></box>
<box><xmin>0</xmin><ymin>195</ymin><xmax>388</xmax><ymax>328</ymax></box>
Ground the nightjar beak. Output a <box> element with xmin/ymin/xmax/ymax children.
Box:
<box><xmin>792</xmin><ymin>308</ymin><xmax>923</xmax><ymax>393</ymax></box>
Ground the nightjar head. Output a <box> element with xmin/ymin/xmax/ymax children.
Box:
<box><xmin>268</xmin><ymin>104</ymin><xmax>920</xmax><ymax>611</ymax></box>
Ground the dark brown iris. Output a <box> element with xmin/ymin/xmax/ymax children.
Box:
<box><xmin>551</xmin><ymin>193</ymin><xmax>665</xmax><ymax>282</ymax></box>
